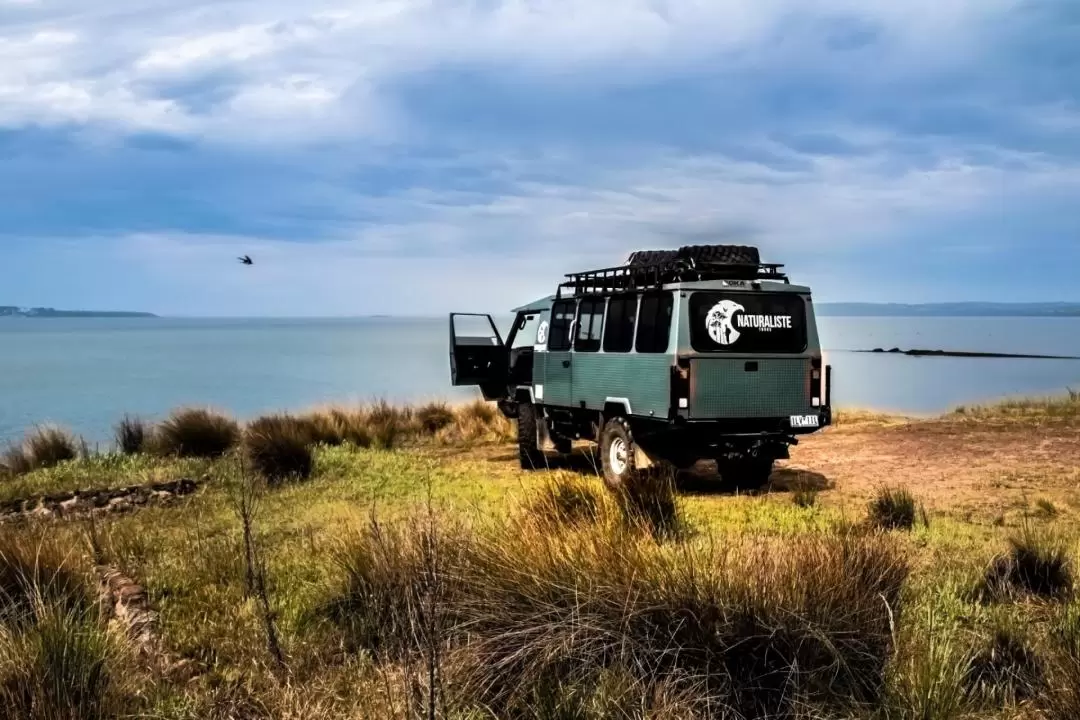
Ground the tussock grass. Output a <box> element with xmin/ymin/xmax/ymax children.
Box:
<box><xmin>415</xmin><ymin>400</ymin><xmax>455</xmax><ymax>435</ymax></box>
<box><xmin>953</xmin><ymin>390</ymin><xmax>1080</xmax><ymax>421</ymax></box>
<box><xmin>153</xmin><ymin>407</ymin><xmax>241</xmax><ymax>459</ymax></box>
<box><xmin>1</xmin><ymin>425</ymin><xmax>80</xmax><ymax>478</ymax></box>
<box><xmin>981</xmin><ymin>526</ymin><xmax>1073</xmax><ymax>602</ymax></box>
<box><xmin>113</xmin><ymin>415</ymin><xmax>147</xmax><ymax>456</ymax></box>
<box><xmin>613</xmin><ymin>469</ymin><xmax>683</xmax><ymax>538</ymax></box>
<box><xmin>1045</xmin><ymin>602</ymin><xmax>1080</xmax><ymax>719</ymax></box>
<box><xmin>450</xmin><ymin>523</ymin><xmax>909</xmax><ymax>718</ymax></box>
<box><xmin>244</xmin><ymin>414</ymin><xmax>315</xmax><ymax>484</ymax></box>
<box><xmin>524</xmin><ymin>472</ymin><xmax>606</xmax><ymax>527</ymax></box>
<box><xmin>793</xmin><ymin>488</ymin><xmax>818</xmax><ymax>508</ymax></box>
<box><xmin>962</xmin><ymin>624</ymin><xmax>1046</xmax><ymax>707</ymax></box>
<box><xmin>0</xmin><ymin>529</ymin><xmax>89</xmax><ymax>627</ymax></box>
<box><xmin>324</xmin><ymin>507</ymin><xmax>909</xmax><ymax>719</ymax></box>
<box><xmin>0</xmin><ymin>606</ymin><xmax>134</xmax><ymax>720</ymax></box>
<box><xmin>325</xmin><ymin>513</ymin><xmax>466</xmax><ymax>662</ymax></box>
<box><xmin>868</xmin><ymin>486</ymin><xmax>920</xmax><ymax>531</ymax></box>
<box><xmin>887</xmin><ymin>598</ymin><xmax>972</xmax><ymax>720</ymax></box>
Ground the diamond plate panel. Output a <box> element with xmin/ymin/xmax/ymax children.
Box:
<box><xmin>689</xmin><ymin>358</ymin><xmax>811</xmax><ymax>419</ymax></box>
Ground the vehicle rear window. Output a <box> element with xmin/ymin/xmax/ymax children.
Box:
<box><xmin>689</xmin><ymin>292</ymin><xmax>807</xmax><ymax>353</ymax></box>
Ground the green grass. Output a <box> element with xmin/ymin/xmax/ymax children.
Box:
<box><xmin>4</xmin><ymin>398</ymin><xmax>1080</xmax><ymax>718</ymax></box>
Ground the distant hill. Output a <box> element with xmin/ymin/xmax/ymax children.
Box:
<box><xmin>0</xmin><ymin>306</ymin><xmax>157</xmax><ymax>319</ymax></box>
<box><xmin>817</xmin><ymin>302</ymin><xmax>1080</xmax><ymax>318</ymax></box>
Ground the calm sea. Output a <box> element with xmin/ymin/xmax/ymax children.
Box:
<box><xmin>2</xmin><ymin>316</ymin><xmax>1079</xmax><ymax>444</ymax></box>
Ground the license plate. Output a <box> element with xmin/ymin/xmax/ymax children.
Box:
<box><xmin>790</xmin><ymin>414</ymin><xmax>820</xmax><ymax>428</ymax></box>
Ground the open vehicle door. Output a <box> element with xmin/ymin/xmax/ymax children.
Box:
<box><xmin>449</xmin><ymin>313</ymin><xmax>508</xmax><ymax>400</ymax></box>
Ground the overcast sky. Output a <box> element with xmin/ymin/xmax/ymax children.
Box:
<box><xmin>1</xmin><ymin>0</ymin><xmax>1078</xmax><ymax>316</ymax></box>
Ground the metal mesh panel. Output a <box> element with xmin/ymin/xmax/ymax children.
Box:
<box><xmin>689</xmin><ymin>358</ymin><xmax>810</xmax><ymax>419</ymax></box>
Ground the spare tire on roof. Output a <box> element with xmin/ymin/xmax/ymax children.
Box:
<box><xmin>677</xmin><ymin>244</ymin><xmax>760</xmax><ymax>266</ymax></box>
<box><xmin>626</xmin><ymin>249</ymin><xmax>679</xmax><ymax>266</ymax></box>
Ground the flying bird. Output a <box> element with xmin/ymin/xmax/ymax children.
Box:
<box><xmin>238</xmin><ymin>255</ymin><xmax>253</xmax><ymax>265</ymax></box>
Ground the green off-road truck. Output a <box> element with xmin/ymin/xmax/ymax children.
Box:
<box><xmin>448</xmin><ymin>245</ymin><xmax>832</xmax><ymax>489</ymax></box>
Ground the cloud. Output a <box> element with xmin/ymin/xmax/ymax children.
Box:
<box><xmin>1</xmin><ymin>0</ymin><xmax>1077</xmax><ymax>312</ymax></box>
<box><xmin>0</xmin><ymin>0</ymin><xmax>1039</xmax><ymax>140</ymax></box>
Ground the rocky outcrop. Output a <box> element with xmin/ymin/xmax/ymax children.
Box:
<box><xmin>0</xmin><ymin>477</ymin><xmax>201</xmax><ymax>523</ymax></box>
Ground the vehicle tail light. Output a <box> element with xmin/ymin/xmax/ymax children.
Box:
<box><xmin>809</xmin><ymin>355</ymin><xmax>822</xmax><ymax>406</ymax></box>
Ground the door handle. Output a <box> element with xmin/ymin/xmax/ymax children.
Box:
<box><xmin>562</xmin><ymin>360</ymin><xmax>571</xmax><ymax>368</ymax></box>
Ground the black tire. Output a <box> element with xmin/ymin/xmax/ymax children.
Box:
<box><xmin>717</xmin><ymin>457</ymin><xmax>774</xmax><ymax>491</ymax></box>
<box><xmin>600</xmin><ymin>417</ymin><xmax>639</xmax><ymax>491</ymax></box>
<box><xmin>517</xmin><ymin>402</ymin><xmax>545</xmax><ymax>470</ymax></box>
<box><xmin>626</xmin><ymin>249</ymin><xmax>678</xmax><ymax>266</ymax></box>
<box><xmin>677</xmin><ymin>244</ymin><xmax>760</xmax><ymax>266</ymax></box>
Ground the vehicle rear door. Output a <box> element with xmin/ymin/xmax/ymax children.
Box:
<box><xmin>684</xmin><ymin>291</ymin><xmax>816</xmax><ymax>421</ymax></box>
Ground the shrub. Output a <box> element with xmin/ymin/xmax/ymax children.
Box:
<box><xmin>981</xmin><ymin>528</ymin><xmax>1073</xmax><ymax>601</ymax></box>
<box><xmin>415</xmin><ymin>401</ymin><xmax>456</xmax><ymax>436</ymax></box>
<box><xmin>525</xmin><ymin>473</ymin><xmax>605</xmax><ymax>527</ymax></box>
<box><xmin>244</xmin><ymin>415</ymin><xmax>315</xmax><ymax>484</ymax></box>
<box><xmin>868</xmin><ymin>486</ymin><xmax>918</xmax><ymax>531</ymax></box>
<box><xmin>153</xmin><ymin>407</ymin><xmax>240</xmax><ymax>459</ymax></box>
<box><xmin>114</xmin><ymin>415</ymin><xmax>147</xmax><ymax>456</ymax></box>
<box><xmin>963</xmin><ymin>626</ymin><xmax>1046</xmax><ymax>707</ymax></box>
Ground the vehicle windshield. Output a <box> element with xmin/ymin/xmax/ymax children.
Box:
<box><xmin>510</xmin><ymin>311</ymin><xmax>548</xmax><ymax>349</ymax></box>
<box><xmin>689</xmin><ymin>291</ymin><xmax>807</xmax><ymax>353</ymax></box>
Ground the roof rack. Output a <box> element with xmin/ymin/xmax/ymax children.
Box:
<box><xmin>557</xmin><ymin>257</ymin><xmax>788</xmax><ymax>299</ymax></box>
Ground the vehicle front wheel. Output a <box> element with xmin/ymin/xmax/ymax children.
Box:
<box><xmin>600</xmin><ymin>418</ymin><xmax>639</xmax><ymax>491</ymax></box>
<box><xmin>517</xmin><ymin>402</ymin><xmax>546</xmax><ymax>471</ymax></box>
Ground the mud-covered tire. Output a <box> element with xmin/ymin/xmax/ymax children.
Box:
<box><xmin>677</xmin><ymin>244</ymin><xmax>760</xmax><ymax>266</ymax></box>
<box><xmin>717</xmin><ymin>457</ymin><xmax>774</xmax><ymax>491</ymax></box>
<box><xmin>517</xmin><ymin>403</ymin><xmax>545</xmax><ymax>470</ymax></box>
<box><xmin>626</xmin><ymin>249</ymin><xmax>678</xmax><ymax>266</ymax></box>
<box><xmin>600</xmin><ymin>417</ymin><xmax>639</xmax><ymax>491</ymax></box>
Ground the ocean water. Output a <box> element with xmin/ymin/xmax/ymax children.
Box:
<box><xmin>1</xmin><ymin>316</ymin><xmax>1079</xmax><ymax>444</ymax></box>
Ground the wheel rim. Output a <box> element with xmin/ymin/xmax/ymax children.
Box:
<box><xmin>609</xmin><ymin>437</ymin><xmax>629</xmax><ymax>476</ymax></box>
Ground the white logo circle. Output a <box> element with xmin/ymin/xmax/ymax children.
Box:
<box><xmin>536</xmin><ymin>320</ymin><xmax>549</xmax><ymax>345</ymax></box>
<box><xmin>706</xmin><ymin>300</ymin><xmax>745</xmax><ymax>346</ymax></box>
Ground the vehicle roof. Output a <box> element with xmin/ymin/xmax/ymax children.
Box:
<box><xmin>512</xmin><ymin>295</ymin><xmax>556</xmax><ymax>313</ymax></box>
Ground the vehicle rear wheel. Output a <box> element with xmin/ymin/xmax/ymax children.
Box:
<box><xmin>600</xmin><ymin>417</ymin><xmax>639</xmax><ymax>491</ymax></box>
<box><xmin>717</xmin><ymin>457</ymin><xmax>774</xmax><ymax>491</ymax></box>
<box><xmin>517</xmin><ymin>402</ymin><xmax>546</xmax><ymax>470</ymax></box>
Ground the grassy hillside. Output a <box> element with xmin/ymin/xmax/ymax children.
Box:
<box><xmin>3</xmin><ymin>395</ymin><xmax>1080</xmax><ymax>719</ymax></box>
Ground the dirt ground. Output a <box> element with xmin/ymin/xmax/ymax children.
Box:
<box><xmin>779</xmin><ymin>415</ymin><xmax>1080</xmax><ymax>521</ymax></box>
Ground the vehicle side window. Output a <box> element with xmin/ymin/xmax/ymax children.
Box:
<box><xmin>603</xmin><ymin>295</ymin><xmax>638</xmax><ymax>353</ymax></box>
<box><xmin>635</xmin><ymin>292</ymin><xmax>673</xmax><ymax>353</ymax></box>
<box><xmin>574</xmin><ymin>298</ymin><xmax>606</xmax><ymax>353</ymax></box>
<box><xmin>548</xmin><ymin>300</ymin><xmax>576</xmax><ymax>352</ymax></box>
